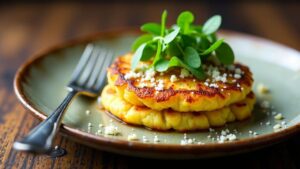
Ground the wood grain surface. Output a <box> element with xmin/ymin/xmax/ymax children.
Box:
<box><xmin>0</xmin><ymin>2</ymin><xmax>299</xmax><ymax>169</ymax></box>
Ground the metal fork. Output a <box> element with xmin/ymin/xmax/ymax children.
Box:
<box><xmin>13</xmin><ymin>44</ymin><xmax>113</xmax><ymax>153</ymax></box>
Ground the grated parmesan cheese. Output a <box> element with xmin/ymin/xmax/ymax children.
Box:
<box><xmin>124</xmin><ymin>71</ymin><xmax>142</xmax><ymax>80</ymax></box>
<box><xmin>234</xmin><ymin>74</ymin><xmax>241</xmax><ymax>79</ymax></box>
<box><xmin>274</xmin><ymin>113</ymin><xmax>284</xmax><ymax>120</ymax></box>
<box><xmin>153</xmin><ymin>135</ymin><xmax>160</xmax><ymax>143</ymax></box>
<box><xmin>179</xmin><ymin>68</ymin><xmax>190</xmax><ymax>78</ymax></box>
<box><xmin>127</xmin><ymin>133</ymin><xmax>139</xmax><ymax>141</ymax></box>
<box><xmin>273</xmin><ymin>124</ymin><xmax>282</xmax><ymax>131</ymax></box>
<box><xmin>142</xmin><ymin>136</ymin><xmax>149</xmax><ymax>142</ymax></box>
<box><xmin>154</xmin><ymin>79</ymin><xmax>164</xmax><ymax>91</ymax></box>
<box><xmin>170</xmin><ymin>75</ymin><xmax>178</xmax><ymax>82</ymax></box>
<box><xmin>235</xmin><ymin>68</ymin><xmax>242</xmax><ymax>74</ymax></box>
<box><xmin>85</xmin><ymin>110</ymin><xmax>91</xmax><ymax>115</ymax></box>
<box><xmin>144</xmin><ymin>68</ymin><xmax>156</xmax><ymax>81</ymax></box>
<box><xmin>257</xmin><ymin>83</ymin><xmax>270</xmax><ymax>94</ymax></box>
<box><xmin>261</xmin><ymin>100</ymin><xmax>270</xmax><ymax>109</ymax></box>
<box><xmin>104</xmin><ymin>125</ymin><xmax>119</xmax><ymax>135</ymax></box>
<box><xmin>209</xmin><ymin>83</ymin><xmax>219</xmax><ymax>88</ymax></box>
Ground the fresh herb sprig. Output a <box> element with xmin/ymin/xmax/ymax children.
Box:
<box><xmin>131</xmin><ymin>10</ymin><xmax>235</xmax><ymax>80</ymax></box>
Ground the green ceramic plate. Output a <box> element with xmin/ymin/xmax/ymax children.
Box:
<box><xmin>14</xmin><ymin>30</ymin><xmax>300</xmax><ymax>159</ymax></box>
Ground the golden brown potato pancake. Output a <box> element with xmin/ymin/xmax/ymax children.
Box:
<box><xmin>107</xmin><ymin>53</ymin><xmax>253</xmax><ymax>112</ymax></box>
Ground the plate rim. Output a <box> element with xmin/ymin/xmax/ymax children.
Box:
<box><xmin>14</xmin><ymin>28</ymin><xmax>300</xmax><ymax>155</ymax></box>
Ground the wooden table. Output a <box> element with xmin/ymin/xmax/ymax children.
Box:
<box><xmin>0</xmin><ymin>2</ymin><xmax>299</xmax><ymax>169</ymax></box>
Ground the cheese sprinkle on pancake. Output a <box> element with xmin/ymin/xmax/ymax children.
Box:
<box><xmin>101</xmin><ymin>85</ymin><xmax>256</xmax><ymax>131</ymax></box>
<box><xmin>107</xmin><ymin>53</ymin><xmax>253</xmax><ymax>112</ymax></box>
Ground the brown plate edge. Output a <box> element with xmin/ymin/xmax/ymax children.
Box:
<box><xmin>13</xmin><ymin>28</ymin><xmax>300</xmax><ymax>158</ymax></box>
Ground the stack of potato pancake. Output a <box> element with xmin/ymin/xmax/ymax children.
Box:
<box><xmin>101</xmin><ymin>53</ymin><xmax>255</xmax><ymax>131</ymax></box>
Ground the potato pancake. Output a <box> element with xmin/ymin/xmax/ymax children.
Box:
<box><xmin>107</xmin><ymin>53</ymin><xmax>253</xmax><ymax>112</ymax></box>
<box><xmin>101</xmin><ymin>85</ymin><xmax>256</xmax><ymax>131</ymax></box>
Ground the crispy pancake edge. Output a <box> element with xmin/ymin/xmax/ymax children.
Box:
<box><xmin>101</xmin><ymin>85</ymin><xmax>256</xmax><ymax>131</ymax></box>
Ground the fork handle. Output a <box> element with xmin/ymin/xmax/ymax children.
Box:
<box><xmin>13</xmin><ymin>89</ymin><xmax>78</xmax><ymax>153</ymax></box>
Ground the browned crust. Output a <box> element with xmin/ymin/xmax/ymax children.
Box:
<box><xmin>109</xmin><ymin>56</ymin><xmax>253</xmax><ymax>102</ymax></box>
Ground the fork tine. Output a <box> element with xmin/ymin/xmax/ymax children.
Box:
<box><xmin>77</xmin><ymin>47</ymin><xmax>100</xmax><ymax>85</ymax></box>
<box><xmin>86</xmin><ymin>47</ymin><xmax>107</xmax><ymax>88</ymax></box>
<box><xmin>94</xmin><ymin>50</ymin><xmax>113</xmax><ymax>90</ymax></box>
<box><xmin>70</xmin><ymin>44</ymin><xmax>94</xmax><ymax>83</ymax></box>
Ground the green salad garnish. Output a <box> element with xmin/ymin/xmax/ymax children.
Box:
<box><xmin>131</xmin><ymin>10</ymin><xmax>235</xmax><ymax>80</ymax></box>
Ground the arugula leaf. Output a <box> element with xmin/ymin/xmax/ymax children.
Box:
<box><xmin>181</xmin><ymin>35</ymin><xmax>197</xmax><ymax>48</ymax></box>
<box><xmin>202</xmin><ymin>15</ymin><xmax>222</xmax><ymax>35</ymax></box>
<box><xmin>131</xmin><ymin>34</ymin><xmax>153</xmax><ymax>51</ymax></box>
<box><xmin>207</xmin><ymin>33</ymin><xmax>217</xmax><ymax>43</ymax></box>
<box><xmin>215</xmin><ymin>42</ymin><xmax>235</xmax><ymax>65</ymax></box>
<box><xmin>168</xmin><ymin>56</ymin><xmax>182</xmax><ymax>67</ymax></box>
<box><xmin>162</xmin><ymin>42</ymin><xmax>168</xmax><ymax>51</ymax></box>
<box><xmin>187</xmin><ymin>65</ymin><xmax>206</xmax><ymax>80</ymax></box>
<box><xmin>164</xmin><ymin>27</ymin><xmax>180</xmax><ymax>44</ymax></box>
<box><xmin>200</xmin><ymin>39</ymin><xmax>224</xmax><ymax>55</ymax></box>
<box><xmin>141</xmin><ymin>23</ymin><xmax>161</xmax><ymax>35</ymax></box>
<box><xmin>141</xmin><ymin>44</ymin><xmax>156</xmax><ymax>61</ymax></box>
<box><xmin>192</xmin><ymin>25</ymin><xmax>202</xmax><ymax>33</ymax></box>
<box><xmin>184</xmin><ymin>47</ymin><xmax>201</xmax><ymax>68</ymax></box>
<box><xmin>198</xmin><ymin>36</ymin><xmax>211</xmax><ymax>50</ymax></box>
<box><xmin>177</xmin><ymin>11</ymin><xmax>194</xmax><ymax>34</ymax></box>
<box><xmin>131</xmin><ymin>43</ymin><xmax>147</xmax><ymax>69</ymax></box>
<box><xmin>168</xmin><ymin>56</ymin><xmax>205</xmax><ymax>79</ymax></box>
<box><xmin>167</xmin><ymin>41</ymin><xmax>181</xmax><ymax>57</ymax></box>
<box><xmin>155</xmin><ymin>59</ymin><xmax>169</xmax><ymax>72</ymax></box>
